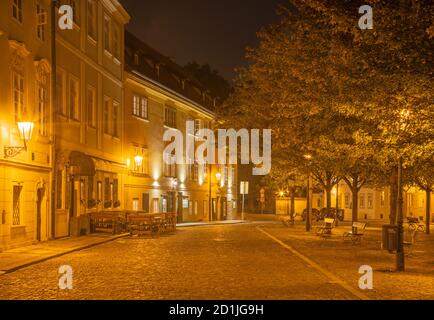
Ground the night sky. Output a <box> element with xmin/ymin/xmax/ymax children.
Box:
<box><xmin>119</xmin><ymin>0</ymin><xmax>289</xmax><ymax>82</ymax></box>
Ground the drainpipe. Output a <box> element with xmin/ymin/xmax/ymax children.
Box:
<box><xmin>50</xmin><ymin>1</ymin><xmax>58</xmax><ymax>239</ymax></box>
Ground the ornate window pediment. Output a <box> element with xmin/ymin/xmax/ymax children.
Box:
<box><xmin>8</xmin><ymin>40</ymin><xmax>30</xmax><ymax>72</ymax></box>
<box><xmin>34</xmin><ymin>58</ymin><xmax>52</xmax><ymax>85</ymax></box>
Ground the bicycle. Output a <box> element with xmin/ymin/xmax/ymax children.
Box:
<box><xmin>407</xmin><ymin>217</ymin><xmax>426</xmax><ymax>232</ymax></box>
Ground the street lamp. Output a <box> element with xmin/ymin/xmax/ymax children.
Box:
<box><xmin>304</xmin><ymin>154</ymin><xmax>313</xmax><ymax>232</ymax></box>
<box><xmin>4</xmin><ymin>121</ymin><xmax>34</xmax><ymax>158</ymax></box>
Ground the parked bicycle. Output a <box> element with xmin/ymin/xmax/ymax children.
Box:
<box><xmin>407</xmin><ymin>217</ymin><xmax>426</xmax><ymax>232</ymax></box>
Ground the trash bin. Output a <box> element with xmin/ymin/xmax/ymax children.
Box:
<box><xmin>382</xmin><ymin>224</ymin><xmax>398</xmax><ymax>253</ymax></box>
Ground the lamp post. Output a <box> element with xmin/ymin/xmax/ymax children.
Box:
<box><xmin>304</xmin><ymin>154</ymin><xmax>313</xmax><ymax>232</ymax></box>
<box><xmin>4</xmin><ymin>121</ymin><xmax>34</xmax><ymax>158</ymax></box>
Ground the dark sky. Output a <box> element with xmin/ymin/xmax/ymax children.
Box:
<box><xmin>119</xmin><ymin>0</ymin><xmax>289</xmax><ymax>81</ymax></box>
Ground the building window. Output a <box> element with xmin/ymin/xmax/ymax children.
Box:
<box><xmin>12</xmin><ymin>185</ymin><xmax>23</xmax><ymax>226</ymax></box>
<box><xmin>56</xmin><ymin>170</ymin><xmax>63</xmax><ymax>209</ymax></box>
<box><xmin>103</xmin><ymin>98</ymin><xmax>110</xmax><ymax>134</ymax></box>
<box><xmin>69</xmin><ymin>77</ymin><xmax>80</xmax><ymax>120</ymax></box>
<box><xmin>380</xmin><ymin>191</ymin><xmax>385</xmax><ymax>207</ymax></box>
<box><xmin>164</xmin><ymin>107</ymin><xmax>176</xmax><ymax>128</ymax></box>
<box><xmin>97</xmin><ymin>181</ymin><xmax>102</xmax><ymax>202</ymax></box>
<box><xmin>87</xmin><ymin>86</ymin><xmax>96</xmax><ymax>127</ymax></box>
<box><xmin>194</xmin><ymin>119</ymin><xmax>202</xmax><ymax>134</ymax></box>
<box><xmin>142</xmin><ymin>193</ymin><xmax>149</xmax><ymax>213</ymax></box>
<box><xmin>12</xmin><ymin>0</ymin><xmax>23</xmax><ymax>23</ymax></box>
<box><xmin>134</xmin><ymin>53</ymin><xmax>139</xmax><ymax>65</ymax></box>
<box><xmin>345</xmin><ymin>193</ymin><xmax>350</xmax><ymax>208</ymax></box>
<box><xmin>104</xmin><ymin>178</ymin><xmax>110</xmax><ymax>202</ymax></box>
<box><xmin>359</xmin><ymin>194</ymin><xmax>365</xmax><ymax>209</ymax></box>
<box><xmin>133</xmin><ymin>95</ymin><xmax>148</xmax><ymax>120</ymax></box>
<box><xmin>87</xmin><ymin>0</ymin><xmax>97</xmax><ymax>40</ymax></box>
<box><xmin>132</xmin><ymin>198</ymin><xmax>139</xmax><ymax>211</ymax></box>
<box><xmin>13</xmin><ymin>73</ymin><xmax>24</xmax><ymax>120</ymax></box>
<box><xmin>68</xmin><ymin>0</ymin><xmax>80</xmax><ymax>25</ymax></box>
<box><xmin>152</xmin><ymin>198</ymin><xmax>159</xmax><ymax>213</ymax></box>
<box><xmin>367</xmin><ymin>193</ymin><xmax>373</xmax><ymax>209</ymax></box>
<box><xmin>163</xmin><ymin>153</ymin><xmax>176</xmax><ymax>177</ymax></box>
<box><xmin>56</xmin><ymin>70</ymin><xmax>66</xmax><ymax>115</ymax></box>
<box><xmin>112</xmin><ymin>23</ymin><xmax>120</xmax><ymax>58</ymax></box>
<box><xmin>104</xmin><ymin>14</ymin><xmax>111</xmax><ymax>52</ymax></box>
<box><xmin>36</xmin><ymin>3</ymin><xmax>46</xmax><ymax>41</ymax></box>
<box><xmin>38</xmin><ymin>86</ymin><xmax>48</xmax><ymax>136</ymax></box>
<box><xmin>113</xmin><ymin>179</ymin><xmax>118</xmax><ymax>203</ymax></box>
<box><xmin>113</xmin><ymin>101</ymin><xmax>119</xmax><ymax>138</ymax></box>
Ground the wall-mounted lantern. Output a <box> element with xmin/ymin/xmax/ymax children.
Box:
<box><xmin>4</xmin><ymin>121</ymin><xmax>34</xmax><ymax>158</ymax></box>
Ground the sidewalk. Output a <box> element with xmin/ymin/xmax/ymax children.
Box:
<box><xmin>177</xmin><ymin>220</ymin><xmax>249</xmax><ymax>228</ymax></box>
<box><xmin>0</xmin><ymin>233</ymin><xmax>128</xmax><ymax>275</ymax></box>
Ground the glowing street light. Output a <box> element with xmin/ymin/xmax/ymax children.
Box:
<box><xmin>4</xmin><ymin>121</ymin><xmax>34</xmax><ymax>158</ymax></box>
<box><xmin>134</xmin><ymin>155</ymin><xmax>143</xmax><ymax>168</ymax></box>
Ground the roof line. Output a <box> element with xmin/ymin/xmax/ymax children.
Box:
<box><xmin>129</xmin><ymin>70</ymin><xmax>216</xmax><ymax>118</ymax></box>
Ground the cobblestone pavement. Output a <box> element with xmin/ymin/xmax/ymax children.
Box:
<box><xmin>260</xmin><ymin>222</ymin><xmax>434</xmax><ymax>300</ymax></box>
<box><xmin>0</xmin><ymin>223</ymin><xmax>360</xmax><ymax>300</ymax></box>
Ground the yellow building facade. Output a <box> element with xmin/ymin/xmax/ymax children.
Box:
<box><xmin>0</xmin><ymin>0</ymin><xmax>53</xmax><ymax>250</ymax></box>
<box><xmin>124</xmin><ymin>32</ymin><xmax>238</xmax><ymax>222</ymax></box>
<box><xmin>53</xmin><ymin>0</ymin><xmax>130</xmax><ymax>237</ymax></box>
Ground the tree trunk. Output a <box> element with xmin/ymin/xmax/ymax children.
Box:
<box><xmin>389</xmin><ymin>167</ymin><xmax>398</xmax><ymax>224</ymax></box>
<box><xmin>426</xmin><ymin>189</ymin><xmax>431</xmax><ymax>235</ymax></box>
<box><xmin>290</xmin><ymin>187</ymin><xmax>295</xmax><ymax>218</ymax></box>
<box><xmin>352</xmin><ymin>186</ymin><xmax>359</xmax><ymax>222</ymax></box>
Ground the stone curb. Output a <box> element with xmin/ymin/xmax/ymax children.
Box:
<box><xmin>0</xmin><ymin>233</ymin><xmax>129</xmax><ymax>275</ymax></box>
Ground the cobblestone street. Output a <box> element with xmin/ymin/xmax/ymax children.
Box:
<box><xmin>0</xmin><ymin>223</ymin><xmax>361</xmax><ymax>300</ymax></box>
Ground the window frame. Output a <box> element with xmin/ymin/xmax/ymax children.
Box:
<box><xmin>68</xmin><ymin>75</ymin><xmax>80</xmax><ymax>121</ymax></box>
<box><xmin>12</xmin><ymin>0</ymin><xmax>23</xmax><ymax>24</ymax></box>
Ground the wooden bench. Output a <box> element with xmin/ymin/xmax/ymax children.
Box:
<box><xmin>316</xmin><ymin>218</ymin><xmax>335</xmax><ymax>237</ymax></box>
<box><xmin>343</xmin><ymin>222</ymin><xmax>367</xmax><ymax>244</ymax></box>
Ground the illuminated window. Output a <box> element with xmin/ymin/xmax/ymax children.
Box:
<box><xmin>133</xmin><ymin>95</ymin><xmax>148</xmax><ymax>120</ymax></box>
<box><xmin>367</xmin><ymin>193</ymin><xmax>373</xmax><ymax>209</ymax></box>
<box><xmin>12</xmin><ymin>0</ymin><xmax>23</xmax><ymax>23</ymax></box>
<box><xmin>132</xmin><ymin>198</ymin><xmax>139</xmax><ymax>211</ymax></box>
<box><xmin>380</xmin><ymin>191</ymin><xmax>385</xmax><ymax>207</ymax></box>
<box><xmin>345</xmin><ymin>193</ymin><xmax>350</xmax><ymax>208</ymax></box>
<box><xmin>359</xmin><ymin>194</ymin><xmax>365</xmax><ymax>209</ymax></box>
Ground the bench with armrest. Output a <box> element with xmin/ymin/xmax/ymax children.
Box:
<box><xmin>316</xmin><ymin>218</ymin><xmax>335</xmax><ymax>237</ymax></box>
<box><xmin>343</xmin><ymin>222</ymin><xmax>367</xmax><ymax>243</ymax></box>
